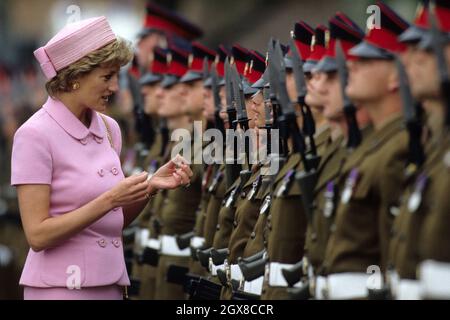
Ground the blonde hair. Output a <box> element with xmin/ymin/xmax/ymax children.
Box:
<box><xmin>45</xmin><ymin>37</ymin><xmax>133</xmax><ymax>96</ymax></box>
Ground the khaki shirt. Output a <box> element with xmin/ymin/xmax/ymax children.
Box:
<box><xmin>323</xmin><ymin>116</ymin><xmax>408</xmax><ymax>274</ymax></box>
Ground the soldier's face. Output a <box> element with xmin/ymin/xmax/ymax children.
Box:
<box><xmin>251</xmin><ymin>91</ymin><xmax>265</xmax><ymax>128</ymax></box>
<box><xmin>202</xmin><ymin>88</ymin><xmax>215</xmax><ymax>121</ymax></box>
<box><xmin>75</xmin><ymin>65</ymin><xmax>119</xmax><ymax>113</ymax></box>
<box><xmin>185</xmin><ymin>80</ymin><xmax>204</xmax><ymax>116</ymax></box>
<box><xmin>141</xmin><ymin>83</ymin><xmax>160</xmax><ymax>115</ymax></box>
<box><xmin>407</xmin><ymin>48</ymin><xmax>441</xmax><ymax>100</ymax></box>
<box><xmin>158</xmin><ymin>83</ymin><xmax>187</xmax><ymax>118</ymax></box>
<box><xmin>346</xmin><ymin>58</ymin><xmax>397</xmax><ymax>104</ymax></box>
<box><xmin>305</xmin><ymin>72</ymin><xmax>325</xmax><ymax>112</ymax></box>
<box><xmin>316</xmin><ymin>72</ymin><xmax>343</xmax><ymax>121</ymax></box>
<box><xmin>286</xmin><ymin>72</ymin><xmax>297</xmax><ymax>102</ymax></box>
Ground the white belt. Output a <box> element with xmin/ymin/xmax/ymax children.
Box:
<box><xmin>228</xmin><ymin>264</ymin><xmax>243</xmax><ymax>281</ymax></box>
<box><xmin>190</xmin><ymin>236</ymin><xmax>205</xmax><ymax>249</ymax></box>
<box><xmin>396</xmin><ymin>279</ymin><xmax>421</xmax><ymax>300</ymax></box>
<box><xmin>314</xmin><ymin>276</ymin><xmax>327</xmax><ymax>300</ymax></box>
<box><xmin>160</xmin><ymin>235</ymin><xmax>190</xmax><ymax>257</ymax></box>
<box><xmin>267</xmin><ymin>262</ymin><xmax>303</xmax><ymax>288</ymax></box>
<box><xmin>243</xmin><ymin>276</ymin><xmax>264</xmax><ymax>295</ymax></box>
<box><xmin>419</xmin><ymin>260</ymin><xmax>450</xmax><ymax>299</ymax></box>
<box><xmin>138</xmin><ymin>229</ymin><xmax>150</xmax><ymax>248</ymax></box>
<box><xmin>210</xmin><ymin>261</ymin><xmax>225</xmax><ymax>276</ymax></box>
<box><xmin>325</xmin><ymin>273</ymin><xmax>379</xmax><ymax>299</ymax></box>
<box><xmin>145</xmin><ymin>238</ymin><xmax>161</xmax><ymax>250</ymax></box>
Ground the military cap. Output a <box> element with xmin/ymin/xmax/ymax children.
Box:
<box><xmin>161</xmin><ymin>44</ymin><xmax>190</xmax><ymax>88</ymax></box>
<box><xmin>350</xmin><ymin>1</ymin><xmax>409</xmax><ymax>59</ymax></box>
<box><xmin>139</xmin><ymin>46</ymin><xmax>168</xmax><ymax>85</ymax></box>
<box><xmin>293</xmin><ymin>20</ymin><xmax>315</xmax><ymax>60</ymax></box>
<box><xmin>180</xmin><ymin>42</ymin><xmax>215</xmax><ymax>83</ymax></box>
<box><xmin>231</xmin><ymin>44</ymin><xmax>250</xmax><ymax>76</ymax></box>
<box><xmin>399</xmin><ymin>0</ymin><xmax>430</xmax><ymax>44</ymax></box>
<box><xmin>418</xmin><ymin>0</ymin><xmax>450</xmax><ymax>48</ymax></box>
<box><xmin>138</xmin><ymin>2</ymin><xmax>203</xmax><ymax>40</ymax></box>
<box><xmin>246</xmin><ymin>50</ymin><xmax>266</xmax><ymax>84</ymax></box>
<box><xmin>128</xmin><ymin>53</ymin><xmax>141</xmax><ymax>80</ymax></box>
<box><xmin>285</xmin><ymin>20</ymin><xmax>315</xmax><ymax>69</ymax></box>
<box><xmin>314</xmin><ymin>12</ymin><xmax>365</xmax><ymax>73</ymax></box>
<box><xmin>303</xmin><ymin>25</ymin><xmax>328</xmax><ymax>73</ymax></box>
<box><xmin>243</xmin><ymin>50</ymin><xmax>265</xmax><ymax>95</ymax></box>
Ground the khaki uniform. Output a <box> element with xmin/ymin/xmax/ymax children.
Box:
<box><xmin>154</xmin><ymin>139</ymin><xmax>203</xmax><ymax>300</ymax></box>
<box><xmin>323</xmin><ymin>116</ymin><xmax>408</xmax><ymax>275</ymax></box>
<box><xmin>188</xmin><ymin>164</ymin><xmax>215</xmax><ymax>276</ymax></box>
<box><xmin>261</xmin><ymin>128</ymin><xmax>331</xmax><ymax>300</ymax></box>
<box><xmin>388</xmin><ymin>135</ymin><xmax>445</xmax><ymax>279</ymax></box>
<box><xmin>221</xmin><ymin>166</ymin><xmax>263</xmax><ymax>299</ymax></box>
<box><xmin>419</xmin><ymin>135</ymin><xmax>450</xmax><ymax>263</ymax></box>
<box><xmin>306</xmin><ymin>125</ymin><xmax>373</xmax><ymax>273</ymax></box>
<box><xmin>133</xmin><ymin>132</ymin><xmax>167</xmax><ymax>300</ymax></box>
<box><xmin>202</xmin><ymin>164</ymin><xmax>227</xmax><ymax>249</ymax></box>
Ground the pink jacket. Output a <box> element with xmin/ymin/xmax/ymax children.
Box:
<box><xmin>11</xmin><ymin>97</ymin><xmax>130</xmax><ymax>288</ymax></box>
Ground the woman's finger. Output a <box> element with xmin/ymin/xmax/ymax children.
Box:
<box><xmin>181</xmin><ymin>164</ymin><xmax>193</xmax><ymax>177</ymax></box>
<box><xmin>176</xmin><ymin>169</ymin><xmax>190</xmax><ymax>185</ymax></box>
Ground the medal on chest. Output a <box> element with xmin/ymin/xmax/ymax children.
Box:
<box><xmin>276</xmin><ymin>169</ymin><xmax>295</xmax><ymax>198</ymax></box>
<box><xmin>407</xmin><ymin>173</ymin><xmax>428</xmax><ymax>213</ymax></box>
<box><xmin>260</xmin><ymin>195</ymin><xmax>272</xmax><ymax>215</ymax></box>
<box><xmin>225</xmin><ymin>187</ymin><xmax>238</xmax><ymax>208</ymax></box>
<box><xmin>247</xmin><ymin>175</ymin><xmax>262</xmax><ymax>201</ymax></box>
<box><xmin>208</xmin><ymin>171</ymin><xmax>224</xmax><ymax>194</ymax></box>
<box><xmin>341</xmin><ymin>168</ymin><xmax>359</xmax><ymax>204</ymax></box>
<box><xmin>323</xmin><ymin>181</ymin><xmax>336</xmax><ymax>218</ymax></box>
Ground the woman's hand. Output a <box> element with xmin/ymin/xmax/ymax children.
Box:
<box><xmin>147</xmin><ymin>155</ymin><xmax>193</xmax><ymax>193</ymax></box>
<box><xmin>107</xmin><ymin>171</ymin><xmax>149</xmax><ymax>208</ymax></box>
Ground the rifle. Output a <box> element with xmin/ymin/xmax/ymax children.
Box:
<box><xmin>335</xmin><ymin>40</ymin><xmax>362</xmax><ymax>149</ymax></box>
<box><xmin>224</xmin><ymin>58</ymin><xmax>243</xmax><ymax>188</ymax></box>
<box><xmin>289</xmin><ymin>37</ymin><xmax>318</xmax><ymax>157</ymax></box>
<box><xmin>394</xmin><ymin>56</ymin><xmax>425</xmax><ymax>175</ymax></box>
<box><xmin>429</xmin><ymin>2</ymin><xmax>450</xmax><ymax>127</ymax></box>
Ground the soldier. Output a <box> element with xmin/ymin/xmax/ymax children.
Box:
<box><xmin>219</xmin><ymin>49</ymin><xmax>267</xmax><ymax>300</ymax></box>
<box><xmin>132</xmin><ymin>46</ymin><xmax>168</xmax><ymax>300</ymax></box>
<box><xmin>178</xmin><ymin>41</ymin><xmax>216</xmax><ymax>277</ymax></box>
<box><xmin>388</xmin><ymin>0</ymin><xmax>450</xmax><ymax>299</ymax></box>
<box><xmin>320</xmin><ymin>2</ymin><xmax>410</xmax><ymax>299</ymax></box>
<box><xmin>153</xmin><ymin>43</ymin><xmax>204</xmax><ymax>300</ymax></box>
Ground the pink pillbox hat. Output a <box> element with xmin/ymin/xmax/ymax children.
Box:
<box><xmin>34</xmin><ymin>16</ymin><xmax>116</xmax><ymax>80</ymax></box>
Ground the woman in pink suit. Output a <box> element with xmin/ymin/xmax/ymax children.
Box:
<box><xmin>10</xmin><ymin>16</ymin><xmax>192</xmax><ymax>300</ymax></box>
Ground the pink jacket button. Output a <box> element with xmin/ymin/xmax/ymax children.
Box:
<box><xmin>111</xmin><ymin>167</ymin><xmax>119</xmax><ymax>175</ymax></box>
<box><xmin>94</xmin><ymin>136</ymin><xmax>103</xmax><ymax>144</ymax></box>
<box><xmin>112</xmin><ymin>239</ymin><xmax>121</xmax><ymax>248</ymax></box>
<box><xmin>79</xmin><ymin>138</ymin><xmax>88</xmax><ymax>145</ymax></box>
<box><xmin>97</xmin><ymin>239</ymin><xmax>107</xmax><ymax>248</ymax></box>
<box><xmin>97</xmin><ymin>169</ymin><xmax>104</xmax><ymax>177</ymax></box>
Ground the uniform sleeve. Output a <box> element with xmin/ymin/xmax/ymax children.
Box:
<box><xmin>11</xmin><ymin>125</ymin><xmax>53</xmax><ymax>185</ymax></box>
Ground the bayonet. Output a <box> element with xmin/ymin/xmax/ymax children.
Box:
<box><xmin>429</xmin><ymin>2</ymin><xmax>450</xmax><ymax>126</ymax></box>
<box><xmin>395</xmin><ymin>56</ymin><xmax>425</xmax><ymax>172</ymax></box>
<box><xmin>289</xmin><ymin>37</ymin><xmax>317</xmax><ymax>156</ymax></box>
<box><xmin>336</xmin><ymin>40</ymin><xmax>362</xmax><ymax>148</ymax></box>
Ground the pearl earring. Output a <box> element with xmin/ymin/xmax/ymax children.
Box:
<box><xmin>72</xmin><ymin>82</ymin><xmax>80</xmax><ymax>90</ymax></box>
